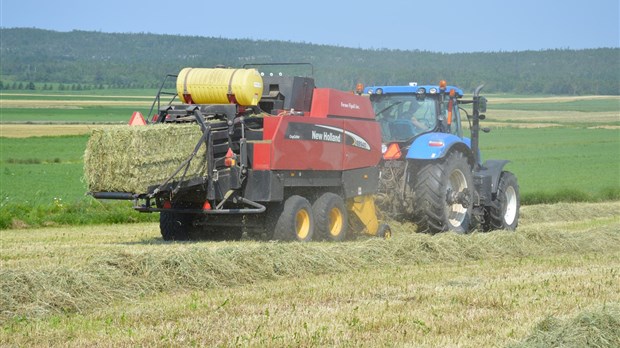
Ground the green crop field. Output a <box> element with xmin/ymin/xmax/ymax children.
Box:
<box><xmin>1</xmin><ymin>135</ymin><xmax>88</xmax><ymax>204</ymax></box>
<box><xmin>1</xmin><ymin>90</ymin><xmax>164</xmax><ymax>123</ymax></box>
<box><xmin>0</xmin><ymin>107</ymin><xmax>146</xmax><ymax>123</ymax></box>
<box><xmin>0</xmin><ymin>135</ymin><xmax>156</xmax><ymax>229</ymax></box>
<box><xmin>482</xmin><ymin>127</ymin><xmax>620</xmax><ymax>203</ymax></box>
<box><xmin>489</xmin><ymin>96</ymin><xmax>620</xmax><ymax>113</ymax></box>
<box><xmin>2</xmin><ymin>128</ymin><xmax>618</xmax><ymax>206</ymax></box>
<box><xmin>1</xmin><ymin>91</ymin><xmax>619</xmax><ymax>229</ymax></box>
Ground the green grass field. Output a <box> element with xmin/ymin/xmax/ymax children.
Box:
<box><xmin>0</xmin><ymin>107</ymin><xmax>145</xmax><ymax>123</ymax></box>
<box><xmin>1</xmin><ymin>91</ymin><xmax>619</xmax><ymax>229</ymax></box>
<box><xmin>1</xmin><ymin>135</ymin><xmax>88</xmax><ymax>203</ymax></box>
<box><xmin>1</xmin><ymin>90</ymin><xmax>166</xmax><ymax>123</ymax></box>
<box><xmin>482</xmin><ymin>127</ymin><xmax>620</xmax><ymax>203</ymax></box>
<box><xmin>0</xmin><ymin>135</ymin><xmax>157</xmax><ymax>229</ymax></box>
<box><xmin>1</xmin><ymin>128</ymin><xmax>618</xmax><ymax>206</ymax></box>
<box><xmin>490</xmin><ymin>97</ymin><xmax>620</xmax><ymax>112</ymax></box>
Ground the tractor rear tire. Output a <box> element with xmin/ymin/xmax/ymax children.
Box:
<box><xmin>411</xmin><ymin>151</ymin><xmax>473</xmax><ymax>234</ymax></box>
<box><xmin>273</xmin><ymin>195</ymin><xmax>315</xmax><ymax>242</ymax></box>
<box><xmin>312</xmin><ymin>192</ymin><xmax>348</xmax><ymax>242</ymax></box>
<box><xmin>485</xmin><ymin>171</ymin><xmax>520</xmax><ymax>231</ymax></box>
<box><xmin>160</xmin><ymin>211</ymin><xmax>194</xmax><ymax>241</ymax></box>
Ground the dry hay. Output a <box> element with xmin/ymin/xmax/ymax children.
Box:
<box><xmin>2</xmin><ymin>215</ymin><xmax>618</xmax><ymax>321</ymax></box>
<box><xmin>510</xmin><ymin>305</ymin><xmax>620</xmax><ymax>348</ymax></box>
<box><xmin>83</xmin><ymin>124</ymin><xmax>207</xmax><ymax>194</ymax></box>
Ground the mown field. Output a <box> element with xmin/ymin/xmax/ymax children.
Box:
<box><xmin>1</xmin><ymin>202</ymin><xmax>619</xmax><ymax>346</ymax></box>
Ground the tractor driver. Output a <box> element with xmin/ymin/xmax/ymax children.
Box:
<box><xmin>401</xmin><ymin>100</ymin><xmax>434</xmax><ymax>131</ymax></box>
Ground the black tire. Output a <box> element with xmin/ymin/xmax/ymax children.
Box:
<box><xmin>411</xmin><ymin>151</ymin><xmax>473</xmax><ymax>234</ymax></box>
<box><xmin>312</xmin><ymin>193</ymin><xmax>348</xmax><ymax>242</ymax></box>
<box><xmin>485</xmin><ymin>171</ymin><xmax>520</xmax><ymax>231</ymax></box>
<box><xmin>192</xmin><ymin>226</ymin><xmax>244</xmax><ymax>241</ymax></box>
<box><xmin>160</xmin><ymin>211</ymin><xmax>193</xmax><ymax>241</ymax></box>
<box><xmin>273</xmin><ymin>195</ymin><xmax>314</xmax><ymax>242</ymax></box>
<box><xmin>376</xmin><ymin>223</ymin><xmax>392</xmax><ymax>239</ymax></box>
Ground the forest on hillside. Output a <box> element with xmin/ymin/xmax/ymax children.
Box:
<box><xmin>1</xmin><ymin>28</ymin><xmax>619</xmax><ymax>95</ymax></box>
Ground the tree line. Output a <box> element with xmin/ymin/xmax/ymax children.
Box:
<box><xmin>1</xmin><ymin>28</ymin><xmax>618</xmax><ymax>95</ymax></box>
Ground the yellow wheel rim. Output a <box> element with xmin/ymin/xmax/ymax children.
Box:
<box><xmin>328</xmin><ymin>207</ymin><xmax>343</xmax><ymax>237</ymax></box>
<box><xmin>296</xmin><ymin>209</ymin><xmax>311</xmax><ymax>240</ymax></box>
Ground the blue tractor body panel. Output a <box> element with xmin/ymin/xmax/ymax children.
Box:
<box><xmin>406</xmin><ymin>133</ymin><xmax>472</xmax><ymax>160</ymax></box>
<box><xmin>364</xmin><ymin>85</ymin><xmax>463</xmax><ymax>97</ymax></box>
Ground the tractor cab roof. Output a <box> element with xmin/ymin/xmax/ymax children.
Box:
<box><xmin>364</xmin><ymin>84</ymin><xmax>463</xmax><ymax>98</ymax></box>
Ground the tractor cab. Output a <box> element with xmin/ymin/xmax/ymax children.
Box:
<box><xmin>364</xmin><ymin>82</ymin><xmax>465</xmax><ymax>145</ymax></box>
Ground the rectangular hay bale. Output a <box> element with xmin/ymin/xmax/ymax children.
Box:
<box><xmin>84</xmin><ymin>124</ymin><xmax>207</xmax><ymax>194</ymax></box>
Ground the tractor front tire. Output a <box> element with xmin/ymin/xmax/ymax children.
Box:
<box><xmin>312</xmin><ymin>192</ymin><xmax>348</xmax><ymax>242</ymax></box>
<box><xmin>273</xmin><ymin>195</ymin><xmax>315</xmax><ymax>242</ymax></box>
<box><xmin>485</xmin><ymin>171</ymin><xmax>520</xmax><ymax>231</ymax></box>
<box><xmin>411</xmin><ymin>151</ymin><xmax>474</xmax><ymax>234</ymax></box>
<box><xmin>160</xmin><ymin>211</ymin><xmax>193</xmax><ymax>241</ymax></box>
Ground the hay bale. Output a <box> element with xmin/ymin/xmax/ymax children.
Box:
<box><xmin>84</xmin><ymin>124</ymin><xmax>207</xmax><ymax>194</ymax></box>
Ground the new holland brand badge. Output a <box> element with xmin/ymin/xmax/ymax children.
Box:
<box><xmin>285</xmin><ymin>122</ymin><xmax>371</xmax><ymax>151</ymax></box>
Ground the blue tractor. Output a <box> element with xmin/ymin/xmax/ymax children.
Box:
<box><xmin>362</xmin><ymin>82</ymin><xmax>519</xmax><ymax>233</ymax></box>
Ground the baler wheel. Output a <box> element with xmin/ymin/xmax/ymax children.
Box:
<box><xmin>160</xmin><ymin>211</ymin><xmax>193</xmax><ymax>241</ymax></box>
<box><xmin>273</xmin><ymin>195</ymin><xmax>314</xmax><ymax>242</ymax></box>
<box><xmin>376</xmin><ymin>223</ymin><xmax>392</xmax><ymax>239</ymax></box>
<box><xmin>312</xmin><ymin>193</ymin><xmax>348</xmax><ymax>242</ymax></box>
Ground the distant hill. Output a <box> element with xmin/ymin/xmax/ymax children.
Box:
<box><xmin>1</xmin><ymin>28</ymin><xmax>618</xmax><ymax>95</ymax></box>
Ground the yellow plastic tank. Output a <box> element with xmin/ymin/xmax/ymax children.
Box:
<box><xmin>176</xmin><ymin>67</ymin><xmax>263</xmax><ymax>106</ymax></box>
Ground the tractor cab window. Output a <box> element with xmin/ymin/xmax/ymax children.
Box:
<box><xmin>371</xmin><ymin>94</ymin><xmax>438</xmax><ymax>143</ymax></box>
<box><xmin>442</xmin><ymin>97</ymin><xmax>463</xmax><ymax>137</ymax></box>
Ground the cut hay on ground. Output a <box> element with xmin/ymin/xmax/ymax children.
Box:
<box><xmin>511</xmin><ymin>305</ymin><xmax>620</xmax><ymax>348</ymax></box>
<box><xmin>83</xmin><ymin>124</ymin><xmax>206</xmax><ymax>194</ymax></box>
<box><xmin>1</xmin><ymin>210</ymin><xmax>618</xmax><ymax>321</ymax></box>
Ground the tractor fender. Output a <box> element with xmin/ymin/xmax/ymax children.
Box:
<box><xmin>405</xmin><ymin>133</ymin><xmax>473</xmax><ymax>163</ymax></box>
<box><xmin>478</xmin><ymin>160</ymin><xmax>511</xmax><ymax>194</ymax></box>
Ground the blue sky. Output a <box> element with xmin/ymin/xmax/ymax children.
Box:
<box><xmin>1</xmin><ymin>0</ymin><xmax>618</xmax><ymax>53</ymax></box>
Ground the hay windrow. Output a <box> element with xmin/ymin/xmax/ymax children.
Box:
<box><xmin>83</xmin><ymin>124</ymin><xmax>206</xmax><ymax>193</ymax></box>
<box><xmin>510</xmin><ymin>305</ymin><xmax>620</xmax><ymax>348</ymax></box>
<box><xmin>2</xmin><ymin>221</ymin><xmax>619</xmax><ymax>321</ymax></box>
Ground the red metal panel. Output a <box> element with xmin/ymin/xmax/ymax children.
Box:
<box><xmin>342</xmin><ymin>119</ymin><xmax>382</xmax><ymax>170</ymax></box>
<box><xmin>256</xmin><ymin>90</ymin><xmax>381</xmax><ymax>172</ymax></box>
<box><xmin>252</xmin><ymin>142</ymin><xmax>272</xmax><ymax>170</ymax></box>
<box><xmin>269</xmin><ymin>116</ymin><xmax>345</xmax><ymax>170</ymax></box>
<box><xmin>309</xmin><ymin>88</ymin><xmax>375</xmax><ymax>120</ymax></box>
<box><xmin>262</xmin><ymin>116</ymin><xmax>280</xmax><ymax>140</ymax></box>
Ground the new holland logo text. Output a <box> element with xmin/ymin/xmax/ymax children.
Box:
<box><xmin>285</xmin><ymin>122</ymin><xmax>371</xmax><ymax>151</ymax></box>
<box><xmin>311</xmin><ymin>130</ymin><xmax>342</xmax><ymax>143</ymax></box>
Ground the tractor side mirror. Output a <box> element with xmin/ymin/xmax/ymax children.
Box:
<box><xmin>478</xmin><ymin>97</ymin><xmax>487</xmax><ymax>113</ymax></box>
